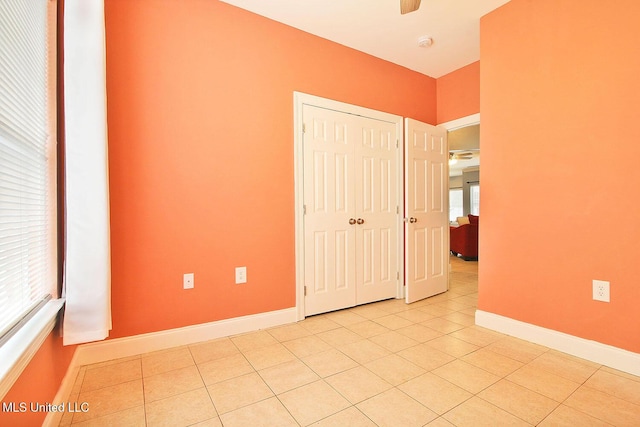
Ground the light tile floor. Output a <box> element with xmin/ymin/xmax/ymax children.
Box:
<box><xmin>60</xmin><ymin>256</ymin><xmax>640</xmax><ymax>426</ymax></box>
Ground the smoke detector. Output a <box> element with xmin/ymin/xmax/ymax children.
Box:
<box><xmin>417</xmin><ymin>36</ymin><xmax>433</xmax><ymax>48</ymax></box>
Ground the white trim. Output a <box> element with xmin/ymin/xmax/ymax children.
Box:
<box><xmin>294</xmin><ymin>92</ymin><xmax>404</xmax><ymax>123</ymax></box>
<box><xmin>476</xmin><ymin>310</ymin><xmax>640</xmax><ymax>376</ymax></box>
<box><xmin>396</xmin><ymin>126</ymin><xmax>405</xmax><ymax>301</ymax></box>
<box><xmin>43</xmin><ymin>350</ymin><xmax>81</xmax><ymax>427</ymax></box>
<box><xmin>293</xmin><ymin>92</ymin><xmax>305</xmax><ymax>321</ymax></box>
<box><xmin>74</xmin><ymin>307</ymin><xmax>296</xmax><ymax>366</ymax></box>
<box><xmin>0</xmin><ymin>299</ymin><xmax>65</xmax><ymax>400</ymax></box>
<box><xmin>439</xmin><ymin>113</ymin><xmax>480</xmax><ymax>131</ymax></box>
<box><xmin>293</xmin><ymin>92</ymin><xmax>405</xmax><ymax>320</ymax></box>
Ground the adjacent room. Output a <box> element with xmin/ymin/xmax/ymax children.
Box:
<box><xmin>448</xmin><ymin>124</ymin><xmax>480</xmax><ymax>261</ymax></box>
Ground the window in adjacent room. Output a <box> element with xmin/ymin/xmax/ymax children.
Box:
<box><xmin>449</xmin><ymin>188</ymin><xmax>463</xmax><ymax>222</ymax></box>
<box><xmin>470</xmin><ymin>184</ymin><xmax>480</xmax><ymax>216</ymax></box>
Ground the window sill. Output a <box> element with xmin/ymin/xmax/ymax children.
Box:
<box><xmin>0</xmin><ymin>298</ymin><xmax>65</xmax><ymax>400</ymax></box>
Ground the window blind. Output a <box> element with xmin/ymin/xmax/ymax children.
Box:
<box><xmin>0</xmin><ymin>0</ymin><xmax>56</xmax><ymax>340</ymax></box>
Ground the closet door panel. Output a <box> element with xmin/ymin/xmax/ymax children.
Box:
<box><xmin>303</xmin><ymin>104</ymin><xmax>400</xmax><ymax>315</ymax></box>
<box><xmin>356</xmin><ymin>119</ymin><xmax>398</xmax><ymax>305</ymax></box>
<box><xmin>303</xmin><ymin>105</ymin><xmax>358</xmax><ymax>315</ymax></box>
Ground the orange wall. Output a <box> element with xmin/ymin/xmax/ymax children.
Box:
<box><xmin>0</xmin><ymin>329</ymin><xmax>76</xmax><ymax>427</ymax></box>
<box><xmin>104</xmin><ymin>0</ymin><xmax>436</xmax><ymax>338</ymax></box>
<box><xmin>479</xmin><ymin>0</ymin><xmax>640</xmax><ymax>352</ymax></box>
<box><xmin>436</xmin><ymin>61</ymin><xmax>480</xmax><ymax>124</ymax></box>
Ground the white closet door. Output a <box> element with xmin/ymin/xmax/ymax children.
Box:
<box><xmin>303</xmin><ymin>105</ymin><xmax>358</xmax><ymax>316</ymax></box>
<box><xmin>405</xmin><ymin>118</ymin><xmax>449</xmax><ymax>303</ymax></box>
<box><xmin>302</xmin><ymin>105</ymin><xmax>399</xmax><ymax>315</ymax></box>
<box><xmin>355</xmin><ymin>117</ymin><xmax>398</xmax><ymax>305</ymax></box>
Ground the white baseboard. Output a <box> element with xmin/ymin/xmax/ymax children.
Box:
<box><xmin>43</xmin><ymin>307</ymin><xmax>297</xmax><ymax>426</ymax></box>
<box><xmin>475</xmin><ymin>310</ymin><xmax>640</xmax><ymax>377</ymax></box>
<box><xmin>44</xmin><ymin>350</ymin><xmax>81</xmax><ymax>427</ymax></box>
<box><xmin>76</xmin><ymin>307</ymin><xmax>298</xmax><ymax>366</ymax></box>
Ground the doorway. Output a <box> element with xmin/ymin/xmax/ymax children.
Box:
<box><xmin>441</xmin><ymin>114</ymin><xmax>481</xmax><ymax>266</ymax></box>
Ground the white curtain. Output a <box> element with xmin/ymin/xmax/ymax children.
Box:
<box><xmin>62</xmin><ymin>0</ymin><xmax>112</xmax><ymax>345</ymax></box>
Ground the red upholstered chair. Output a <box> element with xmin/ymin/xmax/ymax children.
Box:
<box><xmin>450</xmin><ymin>214</ymin><xmax>478</xmax><ymax>260</ymax></box>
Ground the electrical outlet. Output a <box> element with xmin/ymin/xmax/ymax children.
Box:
<box><xmin>235</xmin><ymin>267</ymin><xmax>247</xmax><ymax>284</ymax></box>
<box><xmin>592</xmin><ymin>279</ymin><xmax>610</xmax><ymax>302</ymax></box>
<box><xmin>183</xmin><ymin>273</ymin><xmax>194</xmax><ymax>289</ymax></box>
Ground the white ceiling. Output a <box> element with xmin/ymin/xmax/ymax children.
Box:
<box><xmin>448</xmin><ymin>124</ymin><xmax>480</xmax><ymax>175</ymax></box>
<box><xmin>220</xmin><ymin>0</ymin><xmax>510</xmax><ymax>78</ymax></box>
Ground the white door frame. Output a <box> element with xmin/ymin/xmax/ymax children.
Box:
<box><xmin>438</xmin><ymin>113</ymin><xmax>480</xmax><ymax>272</ymax></box>
<box><xmin>439</xmin><ymin>113</ymin><xmax>480</xmax><ymax>131</ymax></box>
<box><xmin>293</xmin><ymin>92</ymin><xmax>404</xmax><ymax>321</ymax></box>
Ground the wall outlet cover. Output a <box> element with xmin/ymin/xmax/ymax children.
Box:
<box><xmin>592</xmin><ymin>279</ymin><xmax>610</xmax><ymax>302</ymax></box>
<box><xmin>235</xmin><ymin>267</ymin><xmax>247</xmax><ymax>284</ymax></box>
<box><xmin>184</xmin><ymin>273</ymin><xmax>194</xmax><ymax>289</ymax></box>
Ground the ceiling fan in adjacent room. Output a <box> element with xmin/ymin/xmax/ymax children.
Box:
<box><xmin>449</xmin><ymin>151</ymin><xmax>474</xmax><ymax>165</ymax></box>
<box><xmin>400</xmin><ymin>0</ymin><xmax>421</xmax><ymax>14</ymax></box>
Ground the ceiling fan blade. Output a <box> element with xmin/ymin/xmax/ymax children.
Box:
<box><xmin>450</xmin><ymin>151</ymin><xmax>475</xmax><ymax>160</ymax></box>
<box><xmin>400</xmin><ymin>0</ymin><xmax>421</xmax><ymax>15</ymax></box>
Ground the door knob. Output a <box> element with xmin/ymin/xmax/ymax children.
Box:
<box><xmin>356</xmin><ymin>218</ymin><xmax>364</xmax><ymax>224</ymax></box>
<box><xmin>409</xmin><ymin>217</ymin><xmax>417</xmax><ymax>223</ymax></box>
<box><xmin>349</xmin><ymin>218</ymin><xmax>356</xmax><ymax>225</ymax></box>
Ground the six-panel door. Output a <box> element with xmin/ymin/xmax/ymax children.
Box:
<box><xmin>404</xmin><ymin>118</ymin><xmax>449</xmax><ymax>304</ymax></box>
<box><xmin>303</xmin><ymin>105</ymin><xmax>398</xmax><ymax>315</ymax></box>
